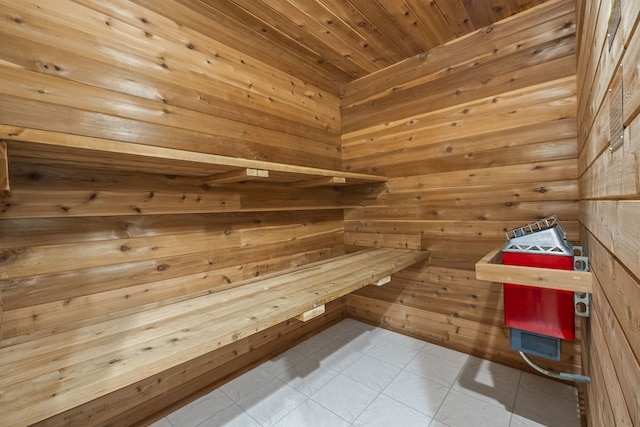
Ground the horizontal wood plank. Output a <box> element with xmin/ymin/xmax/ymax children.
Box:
<box><xmin>0</xmin><ymin>248</ymin><xmax>429</xmax><ymax>426</ymax></box>
<box><xmin>0</xmin><ymin>126</ymin><xmax>386</xmax><ymax>184</ymax></box>
<box><xmin>475</xmin><ymin>247</ymin><xmax>593</xmax><ymax>293</ymax></box>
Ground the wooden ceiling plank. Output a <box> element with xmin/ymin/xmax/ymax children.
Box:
<box><xmin>230</xmin><ymin>0</ymin><xmax>395</xmax><ymax>73</ymax></box>
<box><xmin>258</xmin><ymin>0</ymin><xmax>382</xmax><ymax>77</ymax></box>
<box><xmin>404</xmin><ymin>0</ymin><xmax>457</xmax><ymax>45</ymax></box>
<box><xmin>348</xmin><ymin>0</ymin><xmax>425</xmax><ymax>56</ymax></box>
<box><xmin>429</xmin><ymin>0</ymin><xmax>476</xmax><ymax>37</ymax></box>
<box><xmin>205</xmin><ymin>0</ymin><xmax>370</xmax><ymax>78</ymax></box>
<box><xmin>132</xmin><ymin>0</ymin><xmax>348</xmax><ymax>92</ymax></box>
<box><xmin>342</xmin><ymin>0</ymin><xmax>574</xmax><ymax>107</ymax></box>
<box><xmin>376</xmin><ymin>0</ymin><xmax>440</xmax><ymax>52</ymax></box>
<box><xmin>315</xmin><ymin>0</ymin><xmax>408</xmax><ymax>64</ymax></box>
<box><xmin>82</xmin><ymin>0</ymin><xmax>552</xmax><ymax>92</ymax></box>
<box><xmin>7</xmin><ymin>0</ymin><xmax>556</xmax><ymax>107</ymax></box>
<box><xmin>306</xmin><ymin>0</ymin><xmax>396</xmax><ymax>68</ymax></box>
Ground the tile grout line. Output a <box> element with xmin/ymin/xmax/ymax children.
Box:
<box><xmin>153</xmin><ymin>320</ymin><xmax>581</xmax><ymax>427</ymax></box>
<box><xmin>427</xmin><ymin>353</ymin><xmax>470</xmax><ymax>427</ymax></box>
<box><xmin>216</xmin><ymin>388</ymin><xmax>264</xmax><ymax>427</ymax></box>
<box><xmin>507</xmin><ymin>369</ymin><xmax>525</xmax><ymax>427</ymax></box>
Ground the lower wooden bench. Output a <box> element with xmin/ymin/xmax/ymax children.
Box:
<box><xmin>0</xmin><ymin>247</ymin><xmax>429</xmax><ymax>426</ymax></box>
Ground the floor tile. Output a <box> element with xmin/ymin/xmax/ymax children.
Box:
<box><xmin>366</xmin><ymin>339</ymin><xmax>421</xmax><ymax>368</ymax></box>
<box><xmin>197</xmin><ymin>403</ymin><xmax>261</xmax><ymax>427</ymax></box>
<box><xmin>149</xmin><ymin>417</ymin><xmax>172</xmax><ymax>427</ymax></box>
<box><xmin>236</xmin><ymin>378</ymin><xmax>306</xmax><ymax>427</ymax></box>
<box><xmin>383</xmin><ymin>370</ymin><xmax>449</xmax><ymax>417</ymax></box>
<box><xmin>167</xmin><ymin>390</ymin><xmax>233</xmax><ymax>427</ymax></box>
<box><xmin>513</xmin><ymin>373</ymin><xmax>580</xmax><ymax>427</ymax></box>
<box><xmin>405</xmin><ymin>349</ymin><xmax>466</xmax><ymax>388</ymax></box>
<box><xmin>453</xmin><ymin>356</ymin><xmax>521</xmax><ymax>411</ymax></box>
<box><xmin>343</xmin><ymin>354</ymin><xmax>401</xmax><ymax>392</ymax></box>
<box><xmin>315</xmin><ymin>319</ymin><xmax>359</xmax><ymax>341</ymax></box>
<box><xmin>462</xmin><ymin>356</ymin><xmax>522</xmax><ymax>382</ymax></box>
<box><xmin>311</xmin><ymin>374</ymin><xmax>379</xmax><ymax>422</ymax></box>
<box><xmin>308</xmin><ymin>339</ymin><xmax>362</xmax><ymax>372</ymax></box>
<box><xmin>156</xmin><ymin>320</ymin><xmax>582</xmax><ymax>427</ymax></box>
<box><xmin>510</xmin><ymin>414</ymin><xmax>549</xmax><ymax>427</ymax></box>
<box><xmin>331</xmin><ymin>320</ymin><xmax>376</xmax><ymax>341</ymax></box>
<box><xmin>291</xmin><ymin>333</ymin><xmax>335</xmax><ymax>357</ymax></box>
<box><xmin>353</xmin><ymin>393</ymin><xmax>433</xmax><ymax>427</ymax></box>
<box><xmin>383</xmin><ymin>331</ymin><xmax>428</xmax><ymax>351</ymax></box>
<box><xmin>333</xmin><ymin>330</ymin><xmax>382</xmax><ymax>354</ymax></box>
<box><xmin>259</xmin><ymin>348</ymin><xmax>307</xmax><ymax>377</ymax></box>
<box><xmin>277</xmin><ymin>357</ymin><xmax>338</xmax><ymax>396</ymax></box>
<box><xmin>422</xmin><ymin>342</ymin><xmax>470</xmax><ymax>366</ymax></box>
<box><xmin>435</xmin><ymin>389</ymin><xmax>512</xmax><ymax>427</ymax></box>
<box><xmin>273</xmin><ymin>399</ymin><xmax>350</xmax><ymax>427</ymax></box>
<box><xmin>221</xmin><ymin>367</ymin><xmax>275</xmax><ymax>402</ymax></box>
<box><xmin>517</xmin><ymin>372</ymin><xmax>578</xmax><ymax>402</ymax></box>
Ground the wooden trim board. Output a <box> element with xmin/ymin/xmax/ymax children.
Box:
<box><xmin>475</xmin><ymin>247</ymin><xmax>593</xmax><ymax>293</ymax></box>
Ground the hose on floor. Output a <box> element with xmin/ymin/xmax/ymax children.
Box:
<box><xmin>519</xmin><ymin>351</ymin><xmax>591</xmax><ymax>383</ymax></box>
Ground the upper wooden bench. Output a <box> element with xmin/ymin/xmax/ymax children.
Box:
<box><xmin>0</xmin><ymin>247</ymin><xmax>429</xmax><ymax>426</ymax></box>
<box><xmin>0</xmin><ymin>126</ymin><xmax>387</xmax><ymax>188</ymax></box>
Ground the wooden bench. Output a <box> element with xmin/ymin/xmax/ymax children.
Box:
<box><xmin>0</xmin><ymin>247</ymin><xmax>429</xmax><ymax>426</ymax></box>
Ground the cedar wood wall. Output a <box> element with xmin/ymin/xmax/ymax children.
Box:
<box><xmin>577</xmin><ymin>0</ymin><xmax>640</xmax><ymax>425</ymax></box>
<box><xmin>342</xmin><ymin>0</ymin><xmax>582</xmax><ymax>375</ymax></box>
<box><xmin>1</xmin><ymin>0</ymin><xmax>637</xmax><ymax>425</ymax></box>
<box><xmin>0</xmin><ymin>1</ymin><xmax>348</xmax><ymax>424</ymax></box>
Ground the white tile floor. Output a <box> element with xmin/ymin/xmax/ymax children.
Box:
<box><xmin>151</xmin><ymin>319</ymin><xmax>581</xmax><ymax>427</ymax></box>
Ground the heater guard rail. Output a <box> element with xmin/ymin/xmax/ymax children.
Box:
<box><xmin>475</xmin><ymin>247</ymin><xmax>593</xmax><ymax>294</ymax></box>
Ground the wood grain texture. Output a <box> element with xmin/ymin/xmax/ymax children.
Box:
<box><xmin>343</xmin><ymin>0</ymin><xmax>582</xmax><ymax>380</ymax></box>
<box><xmin>0</xmin><ymin>248</ymin><xmax>428</xmax><ymax>426</ymax></box>
<box><xmin>0</xmin><ymin>0</ymin><xmax>342</xmax><ymax>170</ymax></box>
<box><xmin>109</xmin><ymin>0</ymin><xmax>551</xmax><ymax>93</ymax></box>
<box><xmin>35</xmin><ymin>299</ymin><xmax>346</xmax><ymax>427</ymax></box>
<box><xmin>577</xmin><ymin>1</ymin><xmax>640</xmax><ymax>425</ymax></box>
<box><xmin>475</xmin><ymin>247</ymin><xmax>593</xmax><ymax>293</ymax></box>
<box><xmin>0</xmin><ymin>0</ymin><xmax>598</xmax><ymax>425</ymax></box>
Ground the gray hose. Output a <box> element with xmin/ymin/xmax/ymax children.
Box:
<box><xmin>519</xmin><ymin>351</ymin><xmax>590</xmax><ymax>383</ymax></box>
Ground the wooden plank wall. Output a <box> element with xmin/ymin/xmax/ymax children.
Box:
<box><xmin>0</xmin><ymin>0</ymin><xmax>340</xmax><ymax>168</ymax></box>
<box><xmin>341</xmin><ymin>0</ymin><xmax>583</xmax><ymax>374</ymax></box>
<box><xmin>576</xmin><ymin>0</ymin><xmax>640</xmax><ymax>425</ymax></box>
<box><xmin>0</xmin><ymin>0</ymin><xmax>347</xmax><ymax>424</ymax></box>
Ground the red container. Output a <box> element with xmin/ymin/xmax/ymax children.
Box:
<box><xmin>503</xmin><ymin>252</ymin><xmax>575</xmax><ymax>340</ymax></box>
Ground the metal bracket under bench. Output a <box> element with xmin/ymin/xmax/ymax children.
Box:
<box><xmin>0</xmin><ymin>247</ymin><xmax>429</xmax><ymax>426</ymax></box>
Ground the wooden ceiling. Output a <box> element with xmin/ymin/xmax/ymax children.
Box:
<box><xmin>144</xmin><ymin>0</ymin><xmax>553</xmax><ymax>93</ymax></box>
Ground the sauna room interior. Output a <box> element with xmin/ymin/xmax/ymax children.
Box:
<box><xmin>0</xmin><ymin>0</ymin><xmax>638</xmax><ymax>426</ymax></box>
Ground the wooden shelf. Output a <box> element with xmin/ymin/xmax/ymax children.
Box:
<box><xmin>0</xmin><ymin>126</ymin><xmax>387</xmax><ymax>186</ymax></box>
<box><xmin>475</xmin><ymin>247</ymin><xmax>593</xmax><ymax>294</ymax></box>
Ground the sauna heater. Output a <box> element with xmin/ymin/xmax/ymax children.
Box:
<box><xmin>502</xmin><ymin>216</ymin><xmax>579</xmax><ymax>361</ymax></box>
